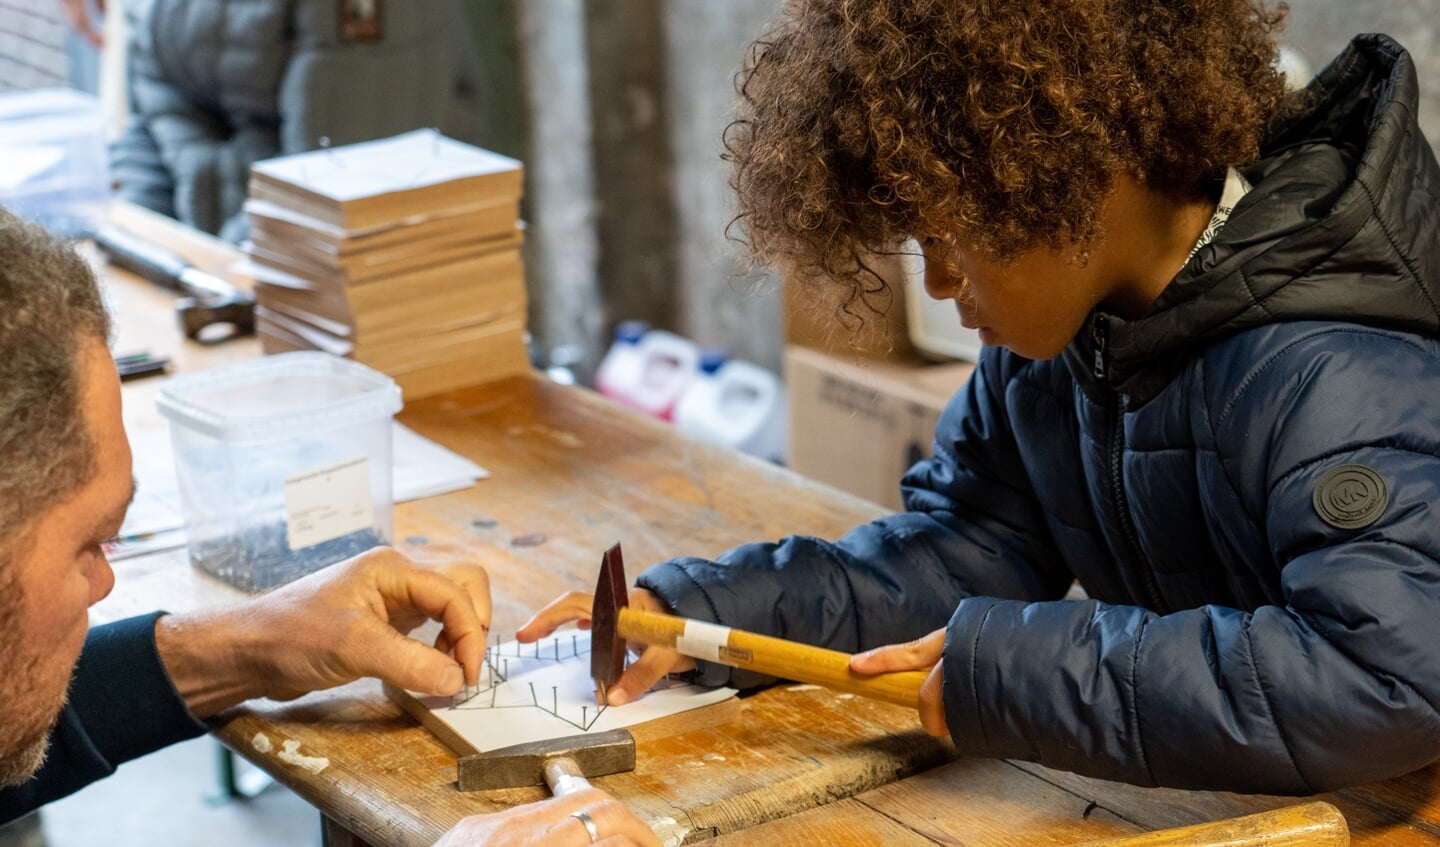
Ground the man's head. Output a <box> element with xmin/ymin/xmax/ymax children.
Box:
<box><xmin>0</xmin><ymin>208</ymin><xmax>128</xmax><ymax>787</ymax></box>
<box><xmin>727</xmin><ymin>0</ymin><xmax>1291</xmax><ymax>352</ymax></box>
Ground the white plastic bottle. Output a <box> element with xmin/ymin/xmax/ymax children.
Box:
<box><xmin>595</xmin><ymin>320</ymin><xmax>650</xmax><ymax>406</ymax></box>
<box><xmin>674</xmin><ymin>350</ymin><xmax>788</xmax><ymax>463</ymax></box>
<box><xmin>597</xmin><ymin>324</ymin><xmax>699</xmax><ymax>420</ymax></box>
<box><xmin>627</xmin><ymin>329</ymin><xmax>699</xmax><ymax>420</ymax></box>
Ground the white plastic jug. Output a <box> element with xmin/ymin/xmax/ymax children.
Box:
<box><xmin>598</xmin><ymin>325</ymin><xmax>699</xmax><ymax>420</ymax></box>
<box><xmin>674</xmin><ymin>351</ymin><xmax>787</xmax><ymax>463</ymax></box>
<box><xmin>595</xmin><ymin>320</ymin><xmax>650</xmax><ymax>404</ymax></box>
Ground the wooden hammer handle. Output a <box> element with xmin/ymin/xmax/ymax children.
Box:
<box><xmin>1072</xmin><ymin>801</ymin><xmax>1349</xmax><ymax>846</ymax></box>
<box><xmin>618</xmin><ymin>607</ymin><xmax>927</xmax><ymax>708</ymax></box>
<box><xmin>543</xmin><ymin>756</ymin><xmax>593</xmax><ymax>797</ymax></box>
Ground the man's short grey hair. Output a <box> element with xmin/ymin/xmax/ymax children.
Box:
<box><xmin>0</xmin><ymin>207</ymin><xmax>112</xmax><ymax>577</ymax></box>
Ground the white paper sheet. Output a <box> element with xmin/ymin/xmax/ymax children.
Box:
<box><xmin>229</xmin><ymin>256</ymin><xmax>317</xmax><ymax>290</ymax></box>
<box><xmin>407</xmin><ymin>630</ymin><xmax>736</xmax><ymax>752</ymax></box>
<box><xmin>249</xmin><ymin>129</ymin><xmax>521</xmax><ymax>203</ymax></box>
<box><xmin>392</xmin><ymin>423</ymin><xmax>489</xmax><ymax>501</ymax></box>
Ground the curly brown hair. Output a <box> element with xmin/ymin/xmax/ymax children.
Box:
<box><xmin>726</xmin><ymin>0</ymin><xmax>1290</xmax><ymax>300</ymax></box>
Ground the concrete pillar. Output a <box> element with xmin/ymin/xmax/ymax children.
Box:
<box><xmin>586</xmin><ymin>0</ymin><xmax>679</xmax><ymax>341</ymax></box>
<box><xmin>661</xmin><ymin>0</ymin><xmax>786</xmax><ymax>372</ymax></box>
<box><xmin>514</xmin><ymin>1</ymin><xmax>604</xmax><ymax>375</ymax></box>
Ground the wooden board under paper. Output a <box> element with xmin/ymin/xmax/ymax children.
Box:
<box><xmin>386</xmin><ymin>629</ymin><xmax>737</xmax><ymax>756</ymax></box>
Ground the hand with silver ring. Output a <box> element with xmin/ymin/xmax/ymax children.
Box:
<box><xmin>430</xmin><ymin>786</ymin><xmax>660</xmax><ymax>847</ymax></box>
<box><xmin>571</xmin><ymin>809</ymin><xmax>602</xmax><ymax>843</ymax></box>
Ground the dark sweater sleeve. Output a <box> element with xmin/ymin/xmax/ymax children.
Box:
<box><xmin>0</xmin><ymin>613</ymin><xmax>208</xmax><ymax>824</ymax></box>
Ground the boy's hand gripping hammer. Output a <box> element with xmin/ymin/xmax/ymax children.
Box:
<box><xmin>589</xmin><ymin>543</ymin><xmax>927</xmax><ymax>708</ymax></box>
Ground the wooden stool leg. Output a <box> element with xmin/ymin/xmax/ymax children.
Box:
<box><xmin>321</xmin><ymin>814</ymin><xmax>374</xmax><ymax>847</ymax></box>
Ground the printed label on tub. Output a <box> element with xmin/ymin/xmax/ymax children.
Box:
<box><xmin>284</xmin><ymin>457</ymin><xmax>373</xmax><ymax>550</ymax></box>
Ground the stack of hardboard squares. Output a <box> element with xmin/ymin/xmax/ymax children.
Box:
<box><xmin>244</xmin><ymin>130</ymin><xmax>530</xmax><ymax>399</ymax></box>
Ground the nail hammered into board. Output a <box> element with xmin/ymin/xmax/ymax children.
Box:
<box><xmin>511</xmin><ymin>533</ymin><xmax>548</xmax><ymax>548</ymax></box>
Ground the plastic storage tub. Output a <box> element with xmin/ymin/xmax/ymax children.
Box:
<box><xmin>156</xmin><ymin>352</ymin><xmax>403</xmax><ymax>592</ymax></box>
<box><xmin>0</xmin><ymin>88</ymin><xmax>109</xmax><ymax>236</ymax></box>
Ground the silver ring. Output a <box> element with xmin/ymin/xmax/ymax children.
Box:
<box><xmin>571</xmin><ymin>810</ymin><xmax>601</xmax><ymax>844</ymax></box>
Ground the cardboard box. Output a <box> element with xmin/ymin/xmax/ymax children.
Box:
<box><xmin>786</xmin><ymin>345</ymin><xmax>975</xmax><ymax>510</ymax></box>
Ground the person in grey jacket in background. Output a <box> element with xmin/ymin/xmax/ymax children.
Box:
<box><xmin>520</xmin><ymin>0</ymin><xmax>1440</xmax><ymax>796</ymax></box>
<box><xmin>65</xmin><ymin>0</ymin><xmax>486</xmax><ymax>243</ymax></box>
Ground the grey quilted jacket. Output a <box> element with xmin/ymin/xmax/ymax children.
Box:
<box><xmin>638</xmin><ymin>35</ymin><xmax>1440</xmax><ymax>794</ymax></box>
<box><xmin>112</xmin><ymin>0</ymin><xmax>486</xmax><ymax>242</ymax></box>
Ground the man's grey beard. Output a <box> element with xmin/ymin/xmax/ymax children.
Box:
<box><xmin>0</xmin><ymin>637</ymin><xmax>67</xmax><ymax>789</ymax></box>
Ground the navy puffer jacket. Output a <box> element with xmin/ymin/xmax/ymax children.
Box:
<box><xmin>638</xmin><ymin>34</ymin><xmax>1440</xmax><ymax>794</ymax></box>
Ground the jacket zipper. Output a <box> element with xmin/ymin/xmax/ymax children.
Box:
<box><xmin>1091</xmin><ymin>315</ymin><xmax>1109</xmax><ymax>379</ymax></box>
<box><xmin>1093</xmin><ymin>316</ymin><xmax>1168</xmax><ymax>614</ymax></box>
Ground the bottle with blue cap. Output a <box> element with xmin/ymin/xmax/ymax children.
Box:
<box><xmin>674</xmin><ymin>349</ymin><xmax>787</xmax><ymax>463</ymax></box>
<box><xmin>595</xmin><ymin>321</ymin><xmax>651</xmax><ymax>406</ymax></box>
<box><xmin>595</xmin><ymin>322</ymin><xmax>700</xmax><ymax>420</ymax></box>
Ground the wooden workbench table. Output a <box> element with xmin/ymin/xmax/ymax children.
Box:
<box><xmin>94</xmin><ymin>203</ymin><xmax>1440</xmax><ymax>845</ymax></box>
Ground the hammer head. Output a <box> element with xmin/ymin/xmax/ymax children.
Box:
<box><xmin>176</xmin><ymin>293</ymin><xmax>257</xmax><ymax>344</ymax></box>
<box><xmin>456</xmin><ymin>728</ymin><xmax>635</xmax><ymax>791</ymax></box>
<box><xmin>590</xmin><ymin>543</ymin><xmax>629</xmax><ymax>690</ymax></box>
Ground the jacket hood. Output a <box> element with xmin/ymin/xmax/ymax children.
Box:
<box><xmin>1071</xmin><ymin>34</ymin><xmax>1440</xmax><ymax>404</ymax></box>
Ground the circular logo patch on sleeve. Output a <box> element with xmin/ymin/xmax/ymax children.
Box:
<box><xmin>1313</xmin><ymin>464</ymin><xmax>1389</xmax><ymax>529</ymax></box>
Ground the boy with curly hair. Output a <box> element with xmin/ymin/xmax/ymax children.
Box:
<box><xmin>522</xmin><ymin>0</ymin><xmax>1440</xmax><ymax>794</ymax></box>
